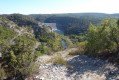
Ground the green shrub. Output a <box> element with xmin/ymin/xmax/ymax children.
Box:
<box><xmin>86</xmin><ymin>18</ymin><xmax>119</xmax><ymax>57</ymax></box>
<box><xmin>1</xmin><ymin>34</ymin><xmax>38</xmax><ymax>79</ymax></box>
<box><xmin>35</xmin><ymin>51</ymin><xmax>41</xmax><ymax>57</ymax></box>
<box><xmin>38</xmin><ymin>32</ymin><xmax>68</xmax><ymax>52</ymax></box>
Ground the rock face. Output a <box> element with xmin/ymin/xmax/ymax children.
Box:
<box><xmin>0</xmin><ymin>16</ymin><xmax>16</xmax><ymax>28</ymax></box>
<box><xmin>26</xmin><ymin>49</ymin><xmax>119</xmax><ymax>80</ymax></box>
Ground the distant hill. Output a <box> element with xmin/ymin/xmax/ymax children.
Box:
<box><xmin>1</xmin><ymin>14</ymin><xmax>38</xmax><ymax>26</ymax></box>
<box><xmin>30</xmin><ymin>13</ymin><xmax>119</xmax><ymax>35</ymax></box>
<box><xmin>30</xmin><ymin>13</ymin><xmax>119</xmax><ymax>20</ymax></box>
<box><xmin>1</xmin><ymin>13</ymin><xmax>119</xmax><ymax>35</ymax></box>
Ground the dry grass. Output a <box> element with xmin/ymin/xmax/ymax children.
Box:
<box><xmin>69</xmin><ymin>49</ymin><xmax>80</xmax><ymax>55</ymax></box>
<box><xmin>48</xmin><ymin>54</ymin><xmax>67</xmax><ymax>65</ymax></box>
<box><xmin>69</xmin><ymin>41</ymin><xmax>86</xmax><ymax>55</ymax></box>
<box><xmin>0</xmin><ymin>64</ymin><xmax>6</xmax><ymax>80</ymax></box>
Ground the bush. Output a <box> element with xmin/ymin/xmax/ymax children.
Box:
<box><xmin>1</xmin><ymin>34</ymin><xmax>38</xmax><ymax>79</ymax></box>
<box><xmin>69</xmin><ymin>50</ymin><xmax>80</xmax><ymax>55</ymax></box>
<box><xmin>50</xmin><ymin>54</ymin><xmax>67</xmax><ymax>65</ymax></box>
<box><xmin>69</xmin><ymin>41</ymin><xmax>86</xmax><ymax>55</ymax></box>
<box><xmin>78</xmin><ymin>41</ymin><xmax>87</xmax><ymax>54</ymax></box>
<box><xmin>86</xmin><ymin>18</ymin><xmax>119</xmax><ymax>57</ymax></box>
<box><xmin>0</xmin><ymin>64</ymin><xmax>6</xmax><ymax>80</ymax></box>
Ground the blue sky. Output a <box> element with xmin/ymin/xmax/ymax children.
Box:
<box><xmin>0</xmin><ymin>0</ymin><xmax>119</xmax><ymax>14</ymax></box>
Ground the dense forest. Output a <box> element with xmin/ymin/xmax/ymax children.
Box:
<box><xmin>0</xmin><ymin>13</ymin><xmax>119</xmax><ymax>79</ymax></box>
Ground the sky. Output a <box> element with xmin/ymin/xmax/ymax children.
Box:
<box><xmin>0</xmin><ymin>0</ymin><xmax>119</xmax><ymax>14</ymax></box>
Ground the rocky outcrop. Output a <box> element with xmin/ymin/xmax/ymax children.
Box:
<box><xmin>0</xmin><ymin>16</ymin><xmax>16</xmax><ymax>28</ymax></box>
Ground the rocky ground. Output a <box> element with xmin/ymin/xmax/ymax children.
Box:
<box><xmin>26</xmin><ymin>48</ymin><xmax>119</xmax><ymax>80</ymax></box>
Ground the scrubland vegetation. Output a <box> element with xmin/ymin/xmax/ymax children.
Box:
<box><xmin>1</xmin><ymin>13</ymin><xmax>119</xmax><ymax>79</ymax></box>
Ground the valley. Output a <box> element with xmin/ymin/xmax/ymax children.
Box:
<box><xmin>0</xmin><ymin>13</ymin><xmax>119</xmax><ymax>80</ymax></box>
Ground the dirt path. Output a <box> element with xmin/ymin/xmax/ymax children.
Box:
<box><xmin>10</xmin><ymin>28</ymin><xmax>24</xmax><ymax>44</ymax></box>
<box><xmin>26</xmin><ymin>48</ymin><xmax>119</xmax><ymax>80</ymax></box>
<box><xmin>37</xmin><ymin>48</ymin><xmax>77</xmax><ymax>64</ymax></box>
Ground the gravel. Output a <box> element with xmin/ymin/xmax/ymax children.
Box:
<box><xmin>26</xmin><ymin>49</ymin><xmax>119</xmax><ymax>80</ymax></box>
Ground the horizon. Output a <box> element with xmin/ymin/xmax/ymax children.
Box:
<box><xmin>1</xmin><ymin>12</ymin><xmax>119</xmax><ymax>15</ymax></box>
<box><xmin>0</xmin><ymin>0</ymin><xmax>119</xmax><ymax>14</ymax></box>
